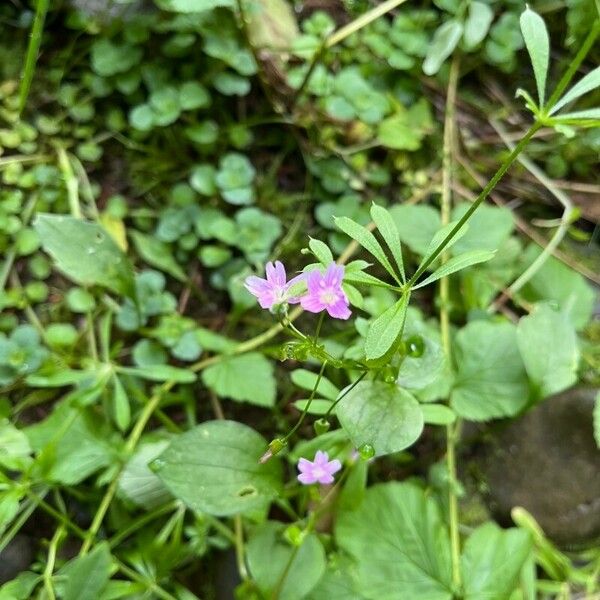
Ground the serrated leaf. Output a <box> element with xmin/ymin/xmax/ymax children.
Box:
<box><xmin>413</xmin><ymin>250</ymin><xmax>496</xmax><ymax>289</ymax></box>
<box><xmin>551</xmin><ymin>65</ymin><xmax>600</xmax><ymax>115</ymax></box>
<box><xmin>370</xmin><ymin>203</ymin><xmax>405</xmax><ymax>282</ymax></box>
<box><xmin>461</xmin><ymin>523</ymin><xmax>532</xmax><ymax>599</ymax></box>
<box><xmin>334</xmin><ymin>216</ymin><xmax>401</xmax><ymax>284</ymax></box>
<box><xmin>336</xmin><ymin>381</ymin><xmax>423</xmax><ymax>456</ymax></box>
<box><xmin>336</xmin><ymin>482</ymin><xmax>452</xmax><ymax>599</ymax></box>
<box><xmin>202</xmin><ymin>352</ymin><xmax>276</xmax><ymax>407</ymax></box>
<box><xmin>520</xmin><ymin>7</ymin><xmax>549</xmax><ymax>107</ymax></box>
<box><xmin>154</xmin><ymin>420</ymin><xmax>282</xmax><ymax>516</ymax></box>
<box><xmin>365</xmin><ymin>295</ymin><xmax>409</xmax><ymax>361</ymax></box>
<box><xmin>34</xmin><ymin>214</ymin><xmax>135</xmax><ymax>299</ymax></box>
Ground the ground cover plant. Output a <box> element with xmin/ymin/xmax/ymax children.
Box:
<box><xmin>0</xmin><ymin>0</ymin><xmax>599</xmax><ymax>598</ymax></box>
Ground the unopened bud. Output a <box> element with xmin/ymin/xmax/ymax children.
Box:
<box><xmin>259</xmin><ymin>438</ymin><xmax>286</xmax><ymax>463</ymax></box>
<box><xmin>314</xmin><ymin>418</ymin><xmax>331</xmax><ymax>435</ymax></box>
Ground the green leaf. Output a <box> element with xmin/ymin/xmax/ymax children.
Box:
<box><xmin>521</xmin><ymin>246</ymin><xmax>594</xmax><ymax>330</ymax></box>
<box><xmin>451</xmin><ymin>202</ymin><xmax>514</xmax><ymax>253</ymax></box>
<box><xmin>413</xmin><ymin>250</ymin><xmax>496</xmax><ymax>289</ymax></box>
<box><xmin>461</xmin><ymin>523</ymin><xmax>532</xmax><ymax>599</ymax></box>
<box><xmin>118</xmin><ymin>365</ymin><xmax>196</xmax><ymax>384</ymax></box>
<box><xmin>334</xmin><ymin>216</ymin><xmax>400</xmax><ymax>283</ymax></box>
<box><xmin>553</xmin><ymin>107</ymin><xmax>600</xmax><ymax>120</ymax></box>
<box><xmin>118</xmin><ymin>439</ymin><xmax>172</xmax><ymax>509</ymax></box>
<box><xmin>154</xmin><ymin>420</ymin><xmax>283</xmax><ymax>516</ymax></box>
<box><xmin>247</xmin><ymin>0</ymin><xmax>300</xmax><ymax>50</ymax></box>
<box><xmin>516</xmin><ymin>304</ymin><xmax>579</xmax><ymax>399</ymax></box>
<box><xmin>520</xmin><ymin>7</ymin><xmax>550</xmax><ymax>107</ymax></box>
<box><xmin>60</xmin><ymin>543</ymin><xmax>112</xmax><ymax>600</ymax></box>
<box><xmin>25</xmin><ymin>401</ymin><xmax>114</xmax><ymax>485</ymax></box>
<box><xmin>423</xmin><ymin>20</ymin><xmax>463</xmax><ymax>76</ymax></box>
<box><xmin>34</xmin><ymin>214</ymin><xmax>135</xmax><ymax>299</ymax></box>
<box><xmin>550</xmin><ymin>65</ymin><xmax>600</xmax><ymax>115</ymax></box>
<box><xmin>370</xmin><ymin>203</ymin><xmax>405</xmax><ymax>282</ymax></box>
<box><xmin>91</xmin><ymin>39</ymin><xmax>142</xmax><ymax>77</ymax></box>
<box><xmin>421</xmin><ymin>404</ymin><xmax>456</xmax><ymax>425</ymax></box>
<box><xmin>336</xmin><ymin>482</ymin><xmax>453</xmax><ymax>599</ymax></box>
<box><xmin>130</xmin><ymin>231</ymin><xmax>186</xmax><ymax>282</ymax></box>
<box><xmin>290</xmin><ymin>368</ymin><xmax>339</xmax><ymax>401</ymax></box>
<box><xmin>594</xmin><ymin>391</ymin><xmax>600</xmax><ymax>448</ymax></box>
<box><xmin>202</xmin><ymin>352</ymin><xmax>276</xmax><ymax>407</ymax></box>
<box><xmin>112</xmin><ymin>375</ymin><xmax>130</xmax><ymax>432</ymax></box>
<box><xmin>0</xmin><ymin>420</ymin><xmax>32</xmax><ymax>470</ymax></box>
<box><xmin>365</xmin><ymin>295</ymin><xmax>408</xmax><ymax>361</ymax></box>
<box><xmin>247</xmin><ymin>521</ymin><xmax>326</xmax><ymax>600</ymax></box>
<box><xmin>336</xmin><ymin>381</ymin><xmax>423</xmax><ymax>456</ymax></box>
<box><xmin>389</xmin><ymin>205</ymin><xmax>441</xmax><ymax>255</ymax></box>
<box><xmin>451</xmin><ymin>321</ymin><xmax>529</xmax><ymax>421</ymax></box>
<box><xmin>155</xmin><ymin>0</ymin><xmax>233</xmax><ymax>11</ymax></box>
<box><xmin>308</xmin><ymin>238</ymin><xmax>334</xmax><ymax>266</ymax></box>
<box><xmin>463</xmin><ymin>1</ymin><xmax>494</xmax><ymax>49</ymax></box>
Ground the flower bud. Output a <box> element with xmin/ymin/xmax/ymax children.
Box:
<box><xmin>259</xmin><ymin>438</ymin><xmax>286</xmax><ymax>463</ymax></box>
<box><xmin>313</xmin><ymin>418</ymin><xmax>331</xmax><ymax>435</ymax></box>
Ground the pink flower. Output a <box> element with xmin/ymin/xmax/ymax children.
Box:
<box><xmin>297</xmin><ymin>450</ymin><xmax>342</xmax><ymax>485</ymax></box>
<box><xmin>244</xmin><ymin>261</ymin><xmax>304</xmax><ymax>310</ymax></box>
<box><xmin>300</xmin><ymin>263</ymin><xmax>351</xmax><ymax>320</ymax></box>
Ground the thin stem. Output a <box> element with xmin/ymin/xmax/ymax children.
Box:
<box><xmin>546</xmin><ymin>20</ymin><xmax>600</xmax><ymax>114</ymax></box>
<box><xmin>440</xmin><ymin>55</ymin><xmax>462</xmax><ymax>592</ymax></box>
<box><xmin>407</xmin><ymin>121</ymin><xmax>543</xmax><ymax>288</ymax></box>
<box><xmin>283</xmin><ymin>361</ymin><xmax>327</xmax><ymax>443</ymax></box>
<box><xmin>488</xmin><ymin>119</ymin><xmax>574</xmax><ymax>312</ymax></box>
<box><xmin>18</xmin><ymin>0</ymin><xmax>49</xmax><ymax>113</ymax></box>
<box><xmin>56</xmin><ymin>146</ymin><xmax>81</xmax><ymax>219</ymax></box>
<box><xmin>289</xmin><ymin>0</ymin><xmax>410</xmax><ymax>108</ymax></box>
<box><xmin>43</xmin><ymin>526</ymin><xmax>65</xmax><ymax>600</ymax></box>
<box><xmin>324</xmin><ymin>370</ymin><xmax>367</xmax><ymax>418</ymax></box>
<box><xmin>114</xmin><ymin>558</ymin><xmax>180</xmax><ymax>600</ymax></box>
<box><xmin>234</xmin><ymin>515</ymin><xmax>248</xmax><ymax>581</ymax></box>
<box><xmin>25</xmin><ymin>489</ymin><xmax>86</xmax><ymax>539</ymax></box>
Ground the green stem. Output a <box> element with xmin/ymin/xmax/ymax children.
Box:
<box><xmin>43</xmin><ymin>526</ymin><xmax>65</xmax><ymax>600</ymax></box>
<box><xmin>18</xmin><ymin>0</ymin><xmax>49</xmax><ymax>113</ymax></box>
<box><xmin>407</xmin><ymin>121</ymin><xmax>543</xmax><ymax>288</ymax></box>
<box><xmin>283</xmin><ymin>361</ymin><xmax>327</xmax><ymax>443</ymax></box>
<box><xmin>234</xmin><ymin>515</ymin><xmax>248</xmax><ymax>581</ymax></box>
<box><xmin>440</xmin><ymin>55</ymin><xmax>462</xmax><ymax>592</ymax></box>
<box><xmin>324</xmin><ymin>370</ymin><xmax>367</xmax><ymax>418</ymax></box>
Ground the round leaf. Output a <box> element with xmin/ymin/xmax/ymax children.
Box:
<box><xmin>336</xmin><ymin>381</ymin><xmax>424</xmax><ymax>456</ymax></box>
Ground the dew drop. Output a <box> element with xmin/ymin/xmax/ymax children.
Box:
<box><xmin>406</xmin><ymin>335</ymin><xmax>425</xmax><ymax>358</ymax></box>
<box><xmin>358</xmin><ymin>443</ymin><xmax>375</xmax><ymax>460</ymax></box>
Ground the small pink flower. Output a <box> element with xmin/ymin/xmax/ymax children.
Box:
<box><xmin>245</xmin><ymin>261</ymin><xmax>304</xmax><ymax>310</ymax></box>
<box><xmin>300</xmin><ymin>263</ymin><xmax>351</xmax><ymax>320</ymax></box>
<box><xmin>297</xmin><ymin>450</ymin><xmax>342</xmax><ymax>485</ymax></box>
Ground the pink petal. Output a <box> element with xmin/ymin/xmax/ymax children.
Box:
<box><xmin>298</xmin><ymin>472</ymin><xmax>318</xmax><ymax>485</ymax></box>
<box><xmin>305</xmin><ymin>269</ymin><xmax>324</xmax><ymax>293</ymax></box>
<box><xmin>326</xmin><ymin>298</ymin><xmax>351</xmax><ymax>320</ymax></box>
<box><xmin>326</xmin><ymin>459</ymin><xmax>342</xmax><ymax>475</ymax></box>
<box><xmin>301</xmin><ymin>294</ymin><xmax>327</xmax><ymax>314</ymax></box>
<box><xmin>244</xmin><ymin>276</ymin><xmax>271</xmax><ymax>295</ymax></box>
<box><xmin>316</xmin><ymin>472</ymin><xmax>335</xmax><ymax>485</ymax></box>
<box><xmin>324</xmin><ymin>263</ymin><xmax>344</xmax><ymax>287</ymax></box>
<box><xmin>272</xmin><ymin>261</ymin><xmax>287</xmax><ymax>287</ymax></box>
<box><xmin>314</xmin><ymin>450</ymin><xmax>329</xmax><ymax>465</ymax></box>
<box><xmin>297</xmin><ymin>458</ymin><xmax>313</xmax><ymax>473</ymax></box>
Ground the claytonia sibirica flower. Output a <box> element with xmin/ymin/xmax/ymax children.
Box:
<box><xmin>244</xmin><ymin>261</ymin><xmax>304</xmax><ymax>310</ymax></box>
<box><xmin>297</xmin><ymin>450</ymin><xmax>342</xmax><ymax>485</ymax></box>
<box><xmin>300</xmin><ymin>263</ymin><xmax>351</xmax><ymax>320</ymax></box>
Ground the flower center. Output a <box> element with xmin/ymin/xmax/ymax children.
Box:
<box><xmin>319</xmin><ymin>289</ymin><xmax>338</xmax><ymax>305</ymax></box>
